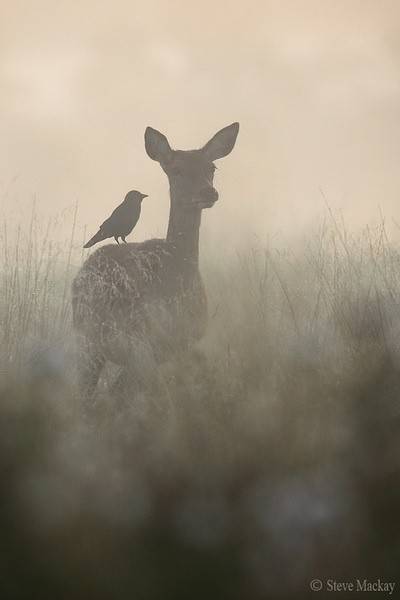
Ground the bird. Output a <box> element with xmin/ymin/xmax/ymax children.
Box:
<box><xmin>83</xmin><ymin>190</ymin><xmax>148</xmax><ymax>248</ymax></box>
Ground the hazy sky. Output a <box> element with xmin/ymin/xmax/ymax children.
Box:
<box><xmin>1</xmin><ymin>0</ymin><xmax>400</xmax><ymax>245</ymax></box>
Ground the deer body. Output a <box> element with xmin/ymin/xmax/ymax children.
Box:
<box><xmin>72</xmin><ymin>238</ymin><xmax>207</xmax><ymax>366</ymax></box>
<box><xmin>72</xmin><ymin>123</ymin><xmax>239</xmax><ymax>399</ymax></box>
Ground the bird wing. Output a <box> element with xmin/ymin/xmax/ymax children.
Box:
<box><xmin>99</xmin><ymin>202</ymin><xmax>125</xmax><ymax>233</ymax></box>
<box><xmin>99</xmin><ymin>215</ymin><xmax>113</xmax><ymax>232</ymax></box>
<box><xmin>100</xmin><ymin>201</ymin><xmax>141</xmax><ymax>235</ymax></box>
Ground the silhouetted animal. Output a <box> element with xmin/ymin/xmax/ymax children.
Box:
<box><xmin>72</xmin><ymin>123</ymin><xmax>239</xmax><ymax>401</ymax></box>
<box><xmin>83</xmin><ymin>190</ymin><xmax>148</xmax><ymax>248</ymax></box>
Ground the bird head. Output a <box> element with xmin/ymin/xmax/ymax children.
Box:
<box><xmin>125</xmin><ymin>190</ymin><xmax>149</xmax><ymax>203</ymax></box>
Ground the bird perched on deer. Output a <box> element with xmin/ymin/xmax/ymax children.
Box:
<box><xmin>83</xmin><ymin>190</ymin><xmax>148</xmax><ymax>248</ymax></box>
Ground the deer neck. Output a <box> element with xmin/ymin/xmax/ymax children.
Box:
<box><xmin>166</xmin><ymin>185</ymin><xmax>202</xmax><ymax>271</ymax></box>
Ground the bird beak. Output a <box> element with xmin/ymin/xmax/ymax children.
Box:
<box><xmin>141</xmin><ymin>194</ymin><xmax>148</xmax><ymax>199</ymax></box>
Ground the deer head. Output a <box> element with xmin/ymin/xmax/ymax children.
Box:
<box><xmin>144</xmin><ymin>122</ymin><xmax>239</xmax><ymax>210</ymax></box>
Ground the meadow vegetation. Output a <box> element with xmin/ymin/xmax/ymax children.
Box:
<box><xmin>0</xmin><ymin>208</ymin><xmax>399</xmax><ymax>598</ymax></box>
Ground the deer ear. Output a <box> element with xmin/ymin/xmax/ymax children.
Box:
<box><xmin>202</xmin><ymin>122</ymin><xmax>239</xmax><ymax>161</ymax></box>
<box><xmin>145</xmin><ymin>127</ymin><xmax>173</xmax><ymax>162</ymax></box>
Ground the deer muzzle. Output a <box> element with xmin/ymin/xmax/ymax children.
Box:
<box><xmin>194</xmin><ymin>187</ymin><xmax>219</xmax><ymax>209</ymax></box>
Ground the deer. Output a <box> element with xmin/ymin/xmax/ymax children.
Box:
<box><xmin>72</xmin><ymin>122</ymin><xmax>239</xmax><ymax>401</ymax></box>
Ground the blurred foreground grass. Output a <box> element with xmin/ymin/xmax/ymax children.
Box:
<box><xmin>0</xmin><ymin>210</ymin><xmax>399</xmax><ymax>598</ymax></box>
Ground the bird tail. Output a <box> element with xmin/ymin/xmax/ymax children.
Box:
<box><xmin>83</xmin><ymin>230</ymin><xmax>107</xmax><ymax>248</ymax></box>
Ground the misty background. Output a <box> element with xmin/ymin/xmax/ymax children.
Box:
<box><xmin>1</xmin><ymin>0</ymin><xmax>400</xmax><ymax>248</ymax></box>
<box><xmin>2</xmin><ymin>3</ymin><xmax>400</xmax><ymax>597</ymax></box>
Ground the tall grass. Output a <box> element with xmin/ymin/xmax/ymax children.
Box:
<box><xmin>0</xmin><ymin>204</ymin><xmax>83</xmax><ymax>375</ymax></box>
<box><xmin>1</xmin><ymin>208</ymin><xmax>399</xmax><ymax>598</ymax></box>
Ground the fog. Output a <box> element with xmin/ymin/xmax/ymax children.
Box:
<box><xmin>1</xmin><ymin>0</ymin><xmax>400</xmax><ymax>246</ymax></box>
<box><xmin>2</xmin><ymin>4</ymin><xmax>400</xmax><ymax>596</ymax></box>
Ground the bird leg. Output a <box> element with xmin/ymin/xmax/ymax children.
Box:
<box><xmin>114</xmin><ymin>236</ymin><xmax>120</xmax><ymax>244</ymax></box>
<box><xmin>121</xmin><ymin>236</ymin><xmax>127</xmax><ymax>244</ymax></box>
